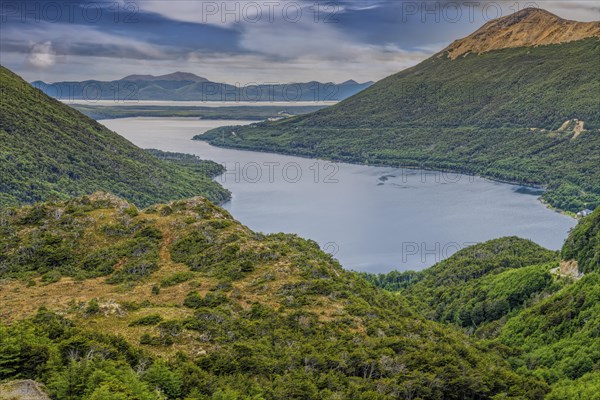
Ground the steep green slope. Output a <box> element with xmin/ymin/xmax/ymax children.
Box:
<box><xmin>0</xmin><ymin>194</ymin><xmax>546</xmax><ymax>399</ymax></box>
<box><xmin>233</xmin><ymin>38</ymin><xmax>600</xmax><ymax>130</ymax></box>
<box><xmin>0</xmin><ymin>66</ymin><xmax>229</xmax><ymax>208</ymax></box>
<box><xmin>199</xmin><ymin>38</ymin><xmax>600</xmax><ymax>212</ymax></box>
<box><xmin>562</xmin><ymin>208</ymin><xmax>600</xmax><ymax>273</ymax></box>
<box><xmin>498</xmin><ymin>274</ymin><xmax>600</xmax><ymax>397</ymax></box>
<box><xmin>363</xmin><ymin>210</ymin><xmax>600</xmax><ymax>398</ymax></box>
<box><xmin>363</xmin><ymin>238</ymin><xmax>560</xmax><ymax>333</ymax></box>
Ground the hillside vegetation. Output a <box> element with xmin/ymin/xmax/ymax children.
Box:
<box><xmin>0</xmin><ymin>193</ymin><xmax>547</xmax><ymax>399</ymax></box>
<box><xmin>199</xmin><ymin>37</ymin><xmax>600</xmax><ymax>212</ymax></box>
<box><xmin>0</xmin><ymin>66</ymin><xmax>229</xmax><ymax>208</ymax></box>
<box><xmin>362</xmin><ymin>212</ymin><xmax>600</xmax><ymax>398</ymax></box>
<box><xmin>498</xmin><ymin>274</ymin><xmax>600</xmax><ymax>399</ymax></box>
<box><xmin>561</xmin><ymin>208</ymin><xmax>600</xmax><ymax>273</ymax></box>
<box><xmin>361</xmin><ymin>238</ymin><xmax>565</xmax><ymax>334</ymax></box>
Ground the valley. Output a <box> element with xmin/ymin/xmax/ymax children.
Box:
<box><xmin>1</xmin><ymin>5</ymin><xmax>599</xmax><ymax>400</ymax></box>
<box><xmin>100</xmin><ymin>116</ymin><xmax>576</xmax><ymax>272</ymax></box>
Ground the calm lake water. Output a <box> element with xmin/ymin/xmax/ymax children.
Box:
<box><xmin>100</xmin><ymin>117</ymin><xmax>577</xmax><ymax>273</ymax></box>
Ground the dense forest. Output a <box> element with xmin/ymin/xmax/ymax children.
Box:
<box><xmin>562</xmin><ymin>208</ymin><xmax>600</xmax><ymax>274</ymax></box>
<box><xmin>199</xmin><ymin>39</ymin><xmax>600</xmax><ymax>213</ymax></box>
<box><xmin>0</xmin><ymin>66</ymin><xmax>230</xmax><ymax>208</ymax></box>
<box><xmin>0</xmin><ymin>194</ymin><xmax>551</xmax><ymax>399</ymax></box>
<box><xmin>380</xmin><ymin>238</ymin><xmax>560</xmax><ymax>330</ymax></box>
<box><xmin>361</xmin><ymin>209</ymin><xmax>600</xmax><ymax>399</ymax></box>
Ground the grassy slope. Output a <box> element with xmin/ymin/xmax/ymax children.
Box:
<box><xmin>0</xmin><ymin>66</ymin><xmax>229</xmax><ymax>208</ymax></box>
<box><xmin>0</xmin><ymin>193</ymin><xmax>546</xmax><ymax>399</ymax></box>
<box><xmin>199</xmin><ymin>39</ymin><xmax>600</xmax><ymax>212</ymax></box>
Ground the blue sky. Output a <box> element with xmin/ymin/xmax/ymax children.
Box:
<box><xmin>1</xmin><ymin>0</ymin><xmax>598</xmax><ymax>83</ymax></box>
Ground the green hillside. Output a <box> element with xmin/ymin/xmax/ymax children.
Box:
<box><xmin>362</xmin><ymin>237</ymin><xmax>561</xmax><ymax>333</ymax></box>
<box><xmin>498</xmin><ymin>274</ymin><xmax>600</xmax><ymax>398</ymax></box>
<box><xmin>362</xmin><ymin>213</ymin><xmax>600</xmax><ymax>397</ymax></box>
<box><xmin>562</xmin><ymin>208</ymin><xmax>600</xmax><ymax>273</ymax></box>
<box><xmin>199</xmin><ymin>39</ymin><xmax>600</xmax><ymax>212</ymax></box>
<box><xmin>0</xmin><ymin>194</ymin><xmax>546</xmax><ymax>399</ymax></box>
<box><xmin>0</xmin><ymin>66</ymin><xmax>229</xmax><ymax>208</ymax></box>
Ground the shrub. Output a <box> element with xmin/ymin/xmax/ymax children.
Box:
<box><xmin>86</xmin><ymin>298</ymin><xmax>101</xmax><ymax>315</ymax></box>
<box><xmin>183</xmin><ymin>291</ymin><xmax>229</xmax><ymax>309</ymax></box>
<box><xmin>160</xmin><ymin>271</ymin><xmax>194</xmax><ymax>288</ymax></box>
<box><xmin>129</xmin><ymin>314</ymin><xmax>163</xmax><ymax>327</ymax></box>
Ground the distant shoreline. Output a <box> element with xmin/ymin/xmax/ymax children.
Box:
<box><xmin>194</xmin><ymin>134</ymin><xmax>576</xmax><ymax>219</ymax></box>
<box><xmin>60</xmin><ymin>99</ymin><xmax>339</xmax><ymax>108</ymax></box>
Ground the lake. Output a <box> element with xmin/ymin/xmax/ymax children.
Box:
<box><xmin>100</xmin><ymin>117</ymin><xmax>577</xmax><ymax>274</ymax></box>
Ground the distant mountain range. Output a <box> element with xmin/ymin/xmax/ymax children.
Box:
<box><xmin>199</xmin><ymin>8</ymin><xmax>600</xmax><ymax>213</ymax></box>
<box><xmin>31</xmin><ymin>72</ymin><xmax>374</xmax><ymax>102</ymax></box>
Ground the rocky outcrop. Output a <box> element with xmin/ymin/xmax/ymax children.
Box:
<box><xmin>0</xmin><ymin>380</ymin><xmax>50</xmax><ymax>400</ymax></box>
<box><xmin>556</xmin><ymin>259</ymin><xmax>583</xmax><ymax>279</ymax></box>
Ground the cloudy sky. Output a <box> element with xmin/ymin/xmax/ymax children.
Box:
<box><xmin>1</xmin><ymin>0</ymin><xmax>598</xmax><ymax>84</ymax></box>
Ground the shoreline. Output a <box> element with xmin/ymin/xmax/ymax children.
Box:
<box><xmin>195</xmin><ymin>137</ymin><xmax>576</xmax><ymax>219</ymax></box>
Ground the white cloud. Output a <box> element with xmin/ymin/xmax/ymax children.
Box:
<box><xmin>5</xmin><ymin>44</ymin><xmax>429</xmax><ymax>84</ymax></box>
<box><xmin>5</xmin><ymin>21</ymin><xmax>168</xmax><ymax>61</ymax></box>
<box><xmin>27</xmin><ymin>41</ymin><xmax>56</xmax><ymax>68</ymax></box>
<box><xmin>7</xmin><ymin>0</ymin><xmax>597</xmax><ymax>83</ymax></box>
<box><xmin>104</xmin><ymin>0</ymin><xmax>434</xmax><ymax>83</ymax></box>
<box><xmin>543</xmin><ymin>1</ymin><xmax>600</xmax><ymax>21</ymax></box>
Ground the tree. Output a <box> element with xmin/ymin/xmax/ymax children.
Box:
<box><xmin>143</xmin><ymin>361</ymin><xmax>182</xmax><ymax>399</ymax></box>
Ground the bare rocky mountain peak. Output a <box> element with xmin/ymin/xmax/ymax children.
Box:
<box><xmin>444</xmin><ymin>7</ymin><xmax>600</xmax><ymax>59</ymax></box>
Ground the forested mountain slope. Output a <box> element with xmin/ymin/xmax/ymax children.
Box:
<box><xmin>498</xmin><ymin>273</ymin><xmax>600</xmax><ymax>399</ymax></box>
<box><xmin>0</xmin><ymin>66</ymin><xmax>229</xmax><ymax>208</ymax></box>
<box><xmin>562</xmin><ymin>208</ymin><xmax>600</xmax><ymax>273</ymax></box>
<box><xmin>393</xmin><ymin>238</ymin><xmax>560</xmax><ymax>331</ymax></box>
<box><xmin>362</xmin><ymin>210</ymin><xmax>600</xmax><ymax>398</ymax></box>
<box><xmin>0</xmin><ymin>193</ymin><xmax>547</xmax><ymax>399</ymax></box>
<box><xmin>199</xmin><ymin>10</ymin><xmax>600</xmax><ymax>213</ymax></box>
